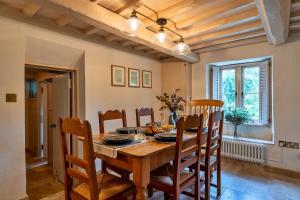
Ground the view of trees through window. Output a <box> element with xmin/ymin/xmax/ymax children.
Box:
<box><xmin>221</xmin><ymin>66</ymin><xmax>260</xmax><ymax>124</ymax></box>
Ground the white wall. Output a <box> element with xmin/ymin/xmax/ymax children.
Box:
<box><xmin>192</xmin><ymin>34</ymin><xmax>300</xmax><ymax>172</ymax></box>
<box><xmin>0</xmin><ymin>16</ymin><xmax>161</xmax><ymax>200</ymax></box>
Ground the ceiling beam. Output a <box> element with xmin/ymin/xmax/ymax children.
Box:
<box><xmin>134</xmin><ymin>45</ymin><xmax>149</xmax><ymax>51</ymax></box>
<box><xmin>40</xmin><ymin>0</ymin><xmax>199</xmax><ymax>63</ymax></box>
<box><xmin>115</xmin><ymin>0</ymin><xmax>140</xmax><ymax>14</ymax></box>
<box><xmin>105</xmin><ymin>34</ymin><xmax>119</xmax><ymax>42</ymax></box>
<box><xmin>186</xmin><ymin>21</ymin><xmax>263</xmax><ymax>45</ymax></box>
<box><xmin>183</xmin><ymin>16</ymin><xmax>259</xmax><ymax>41</ymax></box>
<box><xmin>22</xmin><ymin>2</ymin><xmax>41</xmax><ymax>17</ymax></box>
<box><xmin>195</xmin><ymin>35</ymin><xmax>267</xmax><ymax>53</ymax></box>
<box><xmin>256</xmin><ymin>0</ymin><xmax>291</xmax><ymax>45</ymax></box>
<box><xmin>192</xmin><ymin>30</ymin><xmax>266</xmax><ymax>50</ymax></box>
<box><xmin>169</xmin><ymin>0</ymin><xmax>255</xmax><ymax>30</ymax></box>
<box><xmin>84</xmin><ymin>26</ymin><xmax>99</xmax><ymax>35</ymax></box>
<box><xmin>143</xmin><ymin>0</ymin><xmax>196</xmax><ymax>27</ymax></box>
<box><xmin>120</xmin><ymin>40</ymin><xmax>135</xmax><ymax>47</ymax></box>
<box><xmin>56</xmin><ymin>15</ymin><xmax>73</xmax><ymax>27</ymax></box>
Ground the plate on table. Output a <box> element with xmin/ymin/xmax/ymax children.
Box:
<box><xmin>154</xmin><ymin>132</ymin><xmax>177</xmax><ymax>142</ymax></box>
<box><xmin>116</xmin><ymin>127</ymin><xmax>137</xmax><ymax>134</ymax></box>
<box><xmin>103</xmin><ymin>134</ymin><xmax>133</xmax><ymax>144</ymax></box>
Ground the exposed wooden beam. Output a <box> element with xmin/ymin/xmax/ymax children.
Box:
<box><xmin>181</xmin><ymin>9</ymin><xmax>259</xmax><ymax>39</ymax></box>
<box><xmin>195</xmin><ymin>35</ymin><xmax>267</xmax><ymax>53</ymax></box>
<box><xmin>121</xmin><ymin>40</ymin><xmax>135</xmax><ymax>47</ymax></box>
<box><xmin>56</xmin><ymin>15</ymin><xmax>73</xmax><ymax>27</ymax></box>
<box><xmin>186</xmin><ymin>21</ymin><xmax>263</xmax><ymax>45</ymax></box>
<box><xmin>192</xmin><ymin>30</ymin><xmax>266</xmax><ymax>50</ymax></box>
<box><xmin>169</xmin><ymin>0</ymin><xmax>255</xmax><ymax>30</ymax></box>
<box><xmin>84</xmin><ymin>26</ymin><xmax>99</xmax><ymax>35</ymax></box>
<box><xmin>105</xmin><ymin>34</ymin><xmax>119</xmax><ymax>42</ymax></box>
<box><xmin>256</xmin><ymin>0</ymin><xmax>291</xmax><ymax>45</ymax></box>
<box><xmin>22</xmin><ymin>2</ymin><xmax>41</xmax><ymax>17</ymax></box>
<box><xmin>41</xmin><ymin>0</ymin><xmax>199</xmax><ymax>63</ymax></box>
<box><xmin>134</xmin><ymin>45</ymin><xmax>149</xmax><ymax>51</ymax></box>
<box><xmin>115</xmin><ymin>0</ymin><xmax>140</xmax><ymax>14</ymax></box>
<box><xmin>143</xmin><ymin>0</ymin><xmax>196</xmax><ymax>27</ymax></box>
<box><xmin>290</xmin><ymin>15</ymin><xmax>300</xmax><ymax>22</ymax></box>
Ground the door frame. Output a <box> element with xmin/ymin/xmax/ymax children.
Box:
<box><xmin>25</xmin><ymin>63</ymin><xmax>79</xmax><ymax>165</ymax></box>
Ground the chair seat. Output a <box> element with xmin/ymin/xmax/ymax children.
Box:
<box><xmin>200</xmin><ymin>155</ymin><xmax>217</xmax><ymax>167</ymax></box>
<box><xmin>150</xmin><ymin>164</ymin><xmax>193</xmax><ymax>186</ymax></box>
<box><xmin>73</xmin><ymin>172</ymin><xmax>134</xmax><ymax>199</ymax></box>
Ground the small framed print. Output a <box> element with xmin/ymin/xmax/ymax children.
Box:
<box><xmin>142</xmin><ymin>70</ymin><xmax>152</xmax><ymax>88</ymax></box>
<box><xmin>111</xmin><ymin>65</ymin><xmax>126</xmax><ymax>87</ymax></box>
<box><xmin>128</xmin><ymin>68</ymin><xmax>140</xmax><ymax>88</ymax></box>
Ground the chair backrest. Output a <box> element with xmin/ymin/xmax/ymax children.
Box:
<box><xmin>59</xmin><ymin>118</ymin><xmax>98</xmax><ymax>200</ymax></box>
<box><xmin>188</xmin><ymin>99</ymin><xmax>224</xmax><ymax>126</ymax></box>
<box><xmin>173</xmin><ymin>114</ymin><xmax>203</xmax><ymax>191</ymax></box>
<box><xmin>204</xmin><ymin>111</ymin><xmax>224</xmax><ymax>166</ymax></box>
<box><xmin>135</xmin><ymin>107</ymin><xmax>154</xmax><ymax>127</ymax></box>
<box><xmin>98</xmin><ymin>109</ymin><xmax>127</xmax><ymax>133</ymax></box>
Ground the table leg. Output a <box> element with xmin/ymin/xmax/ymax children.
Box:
<box><xmin>132</xmin><ymin>157</ymin><xmax>150</xmax><ymax>200</ymax></box>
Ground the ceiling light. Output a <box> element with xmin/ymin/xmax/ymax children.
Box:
<box><xmin>121</xmin><ymin>10</ymin><xmax>144</xmax><ymax>36</ymax></box>
<box><xmin>152</xmin><ymin>26</ymin><xmax>171</xmax><ymax>44</ymax></box>
<box><xmin>172</xmin><ymin>37</ymin><xmax>191</xmax><ymax>55</ymax></box>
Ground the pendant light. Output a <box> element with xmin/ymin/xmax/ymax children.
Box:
<box><xmin>151</xmin><ymin>26</ymin><xmax>171</xmax><ymax>44</ymax></box>
<box><xmin>172</xmin><ymin>37</ymin><xmax>191</xmax><ymax>55</ymax></box>
<box><xmin>121</xmin><ymin>10</ymin><xmax>144</xmax><ymax>36</ymax></box>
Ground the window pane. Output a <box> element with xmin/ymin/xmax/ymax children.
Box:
<box><xmin>243</xmin><ymin>67</ymin><xmax>260</xmax><ymax>123</ymax></box>
<box><xmin>221</xmin><ymin>69</ymin><xmax>236</xmax><ymax>111</ymax></box>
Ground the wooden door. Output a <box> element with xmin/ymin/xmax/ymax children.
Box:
<box><xmin>51</xmin><ymin>74</ymin><xmax>71</xmax><ymax>182</ymax></box>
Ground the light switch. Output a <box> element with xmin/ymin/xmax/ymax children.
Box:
<box><xmin>6</xmin><ymin>93</ymin><xmax>17</xmax><ymax>102</ymax></box>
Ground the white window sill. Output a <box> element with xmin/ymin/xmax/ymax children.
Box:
<box><xmin>224</xmin><ymin>122</ymin><xmax>271</xmax><ymax>128</ymax></box>
<box><xmin>223</xmin><ymin>135</ymin><xmax>274</xmax><ymax>145</ymax></box>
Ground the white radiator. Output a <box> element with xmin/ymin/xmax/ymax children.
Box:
<box><xmin>221</xmin><ymin>137</ymin><xmax>265</xmax><ymax>164</ymax></box>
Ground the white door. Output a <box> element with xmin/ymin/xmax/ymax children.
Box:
<box><xmin>52</xmin><ymin>74</ymin><xmax>71</xmax><ymax>182</ymax></box>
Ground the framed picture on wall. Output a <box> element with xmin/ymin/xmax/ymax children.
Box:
<box><xmin>128</xmin><ymin>68</ymin><xmax>140</xmax><ymax>88</ymax></box>
<box><xmin>142</xmin><ymin>70</ymin><xmax>152</xmax><ymax>88</ymax></box>
<box><xmin>111</xmin><ymin>65</ymin><xmax>126</xmax><ymax>87</ymax></box>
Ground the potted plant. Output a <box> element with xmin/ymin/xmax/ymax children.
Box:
<box><xmin>225</xmin><ymin>108</ymin><xmax>251</xmax><ymax>137</ymax></box>
<box><xmin>156</xmin><ymin>89</ymin><xmax>186</xmax><ymax>125</ymax></box>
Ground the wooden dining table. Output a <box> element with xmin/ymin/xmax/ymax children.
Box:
<box><xmin>93</xmin><ymin>131</ymin><xmax>207</xmax><ymax>200</ymax></box>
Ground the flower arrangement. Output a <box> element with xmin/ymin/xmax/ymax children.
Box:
<box><xmin>225</xmin><ymin>108</ymin><xmax>251</xmax><ymax>137</ymax></box>
<box><xmin>156</xmin><ymin>89</ymin><xmax>186</xmax><ymax>124</ymax></box>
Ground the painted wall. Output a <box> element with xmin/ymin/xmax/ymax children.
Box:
<box><xmin>192</xmin><ymin>34</ymin><xmax>300</xmax><ymax>172</ymax></box>
<box><xmin>0</xmin><ymin>16</ymin><xmax>161</xmax><ymax>199</ymax></box>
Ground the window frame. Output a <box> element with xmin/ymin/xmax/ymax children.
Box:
<box><xmin>213</xmin><ymin>59</ymin><xmax>272</xmax><ymax>126</ymax></box>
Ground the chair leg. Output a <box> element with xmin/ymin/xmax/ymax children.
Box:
<box><xmin>195</xmin><ymin>174</ymin><xmax>200</xmax><ymax>200</ymax></box>
<box><xmin>147</xmin><ymin>186</ymin><xmax>154</xmax><ymax>198</ymax></box>
<box><xmin>217</xmin><ymin>162</ymin><xmax>221</xmax><ymax>196</ymax></box>
<box><xmin>205</xmin><ymin>169</ymin><xmax>210</xmax><ymax>200</ymax></box>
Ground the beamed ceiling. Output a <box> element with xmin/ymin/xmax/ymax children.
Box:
<box><xmin>0</xmin><ymin>0</ymin><xmax>299</xmax><ymax>63</ymax></box>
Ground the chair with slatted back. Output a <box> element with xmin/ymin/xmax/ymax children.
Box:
<box><xmin>148</xmin><ymin>114</ymin><xmax>204</xmax><ymax>200</ymax></box>
<box><xmin>200</xmin><ymin>111</ymin><xmax>224</xmax><ymax>200</ymax></box>
<box><xmin>98</xmin><ymin>109</ymin><xmax>130</xmax><ymax>179</ymax></box>
<box><xmin>59</xmin><ymin>118</ymin><xmax>136</xmax><ymax>200</ymax></box>
<box><xmin>188</xmin><ymin>99</ymin><xmax>224</xmax><ymax>127</ymax></box>
<box><xmin>135</xmin><ymin>107</ymin><xmax>154</xmax><ymax>127</ymax></box>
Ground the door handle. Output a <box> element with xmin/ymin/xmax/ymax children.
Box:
<box><xmin>50</xmin><ymin>124</ymin><xmax>56</xmax><ymax>128</ymax></box>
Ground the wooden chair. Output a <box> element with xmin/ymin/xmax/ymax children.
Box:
<box><xmin>98</xmin><ymin>110</ymin><xmax>127</xmax><ymax>134</ymax></box>
<box><xmin>148</xmin><ymin>114</ymin><xmax>204</xmax><ymax>200</ymax></box>
<box><xmin>200</xmin><ymin>111</ymin><xmax>224</xmax><ymax>200</ymax></box>
<box><xmin>59</xmin><ymin>117</ymin><xmax>136</xmax><ymax>200</ymax></box>
<box><xmin>98</xmin><ymin>109</ymin><xmax>130</xmax><ymax>179</ymax></box>
<box><xmin>135</xmin><ymin>107</ymin><xmax>154</xmax><ymax>127</ymax></box>
<box><xmin>188</xmin><ymin>99</ymin><xmax>224</xmax><ymax>127</ymax></box>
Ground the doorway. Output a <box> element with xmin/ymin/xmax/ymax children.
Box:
<box><xmin>25</xmin><ymin>65</ymin><xmax>76</xmax><ymax>199</ymax></box>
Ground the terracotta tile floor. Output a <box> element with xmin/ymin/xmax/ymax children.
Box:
<box><xmin>35</xmin><ymin>158</ymin><xmax>300</xmax><ymax>200</ymax></box>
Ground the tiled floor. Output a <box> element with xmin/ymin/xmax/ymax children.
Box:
<box><xmin>36</xmin><ymin>158</ymin><xmax>300</xmax><ymax>200</ymax></box>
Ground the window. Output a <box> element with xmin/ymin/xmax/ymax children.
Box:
<box><xmin>210</xmin><ymin>59</ymin><xmax>271</xmax><ymax>125</ymax></box>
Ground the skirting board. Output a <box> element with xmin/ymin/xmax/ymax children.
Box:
<box><xmin>19</xmin><ymin>194</ymin><xmax>29</xmax><ymax>200</ymax></box>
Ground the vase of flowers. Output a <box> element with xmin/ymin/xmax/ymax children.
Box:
<box><xmin>156</xmin><ymin>89</ymin><xmax>186</xmax><ymax>125</ymax></box>
<box><xmin>225</xmin><ymin>108</ymin><xmax>251</xmax><ymax>137</ymax></box>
